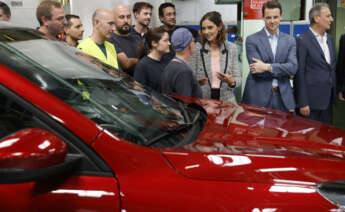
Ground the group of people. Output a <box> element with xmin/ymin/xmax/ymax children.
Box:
<box><xmin>0</xmin><ymin>0</ymin><xmax>344</xmax><ymax>124</ymax></box>
<box><xmin>243</xmin><ymin>1</ymin><xmax>341</xmax><ymax>124</ymax></box>
<box><xmin>15</xmin><ymin>1</ymin><xmax>241</xmax><ymax>106</ymax></box>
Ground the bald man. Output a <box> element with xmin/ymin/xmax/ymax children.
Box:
<box><xmin>109</xmin><ymin>4</ymin><xmax>142</xmax><ymax>76</ymax></box>
<box><xmin>78</xmin><ymin>8</ymin><xmax>119</xmax><ymax>69</ymax></box>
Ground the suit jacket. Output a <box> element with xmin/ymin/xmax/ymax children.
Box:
<box><xmin>337</xmin><ymin>34</ymin><xmax>345</xmax><ymax>94</ymax></box>
<box><xmin>190</xmin><ymin>41</ymin><xmax>241</xmax><ymax>102</ymax></box>
<box><xmin>242</xmin><ymin>28</ymin><xmax>297</xmax><ymax>110</ymax></box>
<box><xmin>294</xmin><ymin>29</ymin><xmax>336</xmax><ymax>110</ymax></box>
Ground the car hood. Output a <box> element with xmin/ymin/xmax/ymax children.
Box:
<box><xmin>161</xmin><ymin>99</ymin><xmax>345</xmax><ymax>184</ymax></box>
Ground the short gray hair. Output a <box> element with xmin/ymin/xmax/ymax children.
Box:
<box><xmin>309</xmin><ymin>3</ymin><xmax>329</xmax><ymax>26</ymax></box>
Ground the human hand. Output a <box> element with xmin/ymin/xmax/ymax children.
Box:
<box><xmin>216</xmin><ymin>72</ymin><xmax>235</xmax><ymax>86</ymax></box>
<box><xmin>299</xmin><ymin>105</ymin><xmax>310</xmax><ymax>116</ymax></box>
<box><xmin>249</xmin><ymin>58</ymin><xmax>270</xmax><ymax>74</ymax></box>
<box><xmin>198</xmin><ymin>78</ymin><xmax>208</xmax><ymax>86</ymax></box>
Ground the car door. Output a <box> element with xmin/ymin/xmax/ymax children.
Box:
<box><xmin>0</xmin><ymin>87</ymin><xmax>121</xmax><ymax>212</ymax></box>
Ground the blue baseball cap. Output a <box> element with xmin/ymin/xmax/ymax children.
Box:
<box><xmin>171</xmin><ymin>27</ymin><xmax>193</xmax><ymax>52</ymax></box>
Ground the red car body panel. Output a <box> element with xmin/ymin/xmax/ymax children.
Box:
<box><xmin>0</xmin><ymin>176</ymin><xmax>120</xmax><ymax>212</ymax></box>
<box><xmin>1</xmin><ymin>49</ymin><xmax>345</xmax><ymax>211</ymax></box>
<box><xmin>161</xmin><ymin>98</ymin><xmax>345</xmax><ymax>184</ymax></box>
<box><xmin>92</xmin><ymin>131</ymin><xmax>338</xmax><ymax>211</ymax></box>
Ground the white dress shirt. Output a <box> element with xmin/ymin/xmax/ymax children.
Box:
<box><xmin>309</xmin><ymin>27</ymin><xmax>331</xmax><ymax>64</ymax></box>
<box><xmin>265</xmin><ymin>28</ymin><xmax>279</xmax><ymax>88</ymax></box>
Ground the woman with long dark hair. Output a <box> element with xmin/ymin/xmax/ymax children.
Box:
<box><xmin>134</xmin><ymin>27</ymin><xmax>170</xmax><ymax>92</ymax></box>
<box><xmin>190</xmin><ymin>11</ymin><xmax>241</xmax><ymax>102</ymax></box>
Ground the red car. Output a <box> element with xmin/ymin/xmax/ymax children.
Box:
<box><xmin>1</xmin><ymin>25</ymin><xmax>345</xmax><ymax>212</ymax></box>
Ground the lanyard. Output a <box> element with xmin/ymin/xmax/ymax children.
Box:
<box><xmin>174</xmin><ymin>56</ymin><xmax>187</xmax><ymax>66</ymax></box>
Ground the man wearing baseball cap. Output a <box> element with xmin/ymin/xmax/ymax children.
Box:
<box><xmin>161</xmin><ymin>27</ymin><xmax>202</xmax><ymax>98</ymax></box>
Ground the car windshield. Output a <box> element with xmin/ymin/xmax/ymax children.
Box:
<box><xmin>0</xmin><ymin>33</ymin><xmax>201</xmax><ymax>147</ymax></box>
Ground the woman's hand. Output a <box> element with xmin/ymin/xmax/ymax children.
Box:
<box><xmin>198</xmin><ymin>78</ymin><xmax>208</xmax><ymax>86</ymax></box>
<box><xmin>216</xmin><ymin>72</ymin><xmax>235</xmax><ymax>86</ymax></box>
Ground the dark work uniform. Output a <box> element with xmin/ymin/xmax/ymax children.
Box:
<box><xmin>108</xmin><ymin>33</ymin><xmax>142</xmax><ymax>76</ymax></box>
<box><xmin>130</xmin><ymin>26</ymin><xmax>148</xmax><ymax>43</ymax></box>
<box><xmin>134</xmin><ymin>56</ymin><xmax>168</xmax><ymax>92</ymax></box>
<box><xmin>161</xmin><ymin>60</ymin><xmax>202</xmax><ymax>98</ymax></box>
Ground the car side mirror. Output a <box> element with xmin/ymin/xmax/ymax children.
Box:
<box><xmin>0</xmin><ymin>128</ymin><xmax>80</xmax><ymax>184</ymax></box>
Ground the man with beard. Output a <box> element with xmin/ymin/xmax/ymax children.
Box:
<box><xmin>109</xmin><ymin>4</ymin><xmax>142</xmax><ymax>76</ymax></box>
<box><xmin>64</xmin><ymin>14</ymin><xmax>84</xmax><ymax>47</ymax></box>
<box><xmin>36</xmin><ymin>0</ymin><xmax>67</xmax><ymax>41</ymax></box>
<box><xmin>130</xmin><ymin>2</ymin><xmax>153</xmax><ymax>43</ymax></box>
<box><xmin>78</xmin><ymin>8</ymin><xmax>119</xmax><ymax>69</ymax></box>
<box><xmin>158</xmin><ymin>2</ymin><xmax>198</xmax><ymax>63</ymax></box>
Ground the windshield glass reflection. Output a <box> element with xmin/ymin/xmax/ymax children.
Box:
<box><xmin>2</xmin><ymin>40</ymin><xmax>187</xmax><ymax>146</ymax></box>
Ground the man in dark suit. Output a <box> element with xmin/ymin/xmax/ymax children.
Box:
<box><xmin>294</xmin><ymin>3</ymin><xmax>336</xmax><ymax>123</ymax></box>
<box><xmin>242</xmin><ymin>1</ymin><xmax>297</xmax><ymax>112</ymax></box>
<box><xmin>337</xmin><ymin>34</ymin><xmax>345</xmax><ymax>101</ymax></box>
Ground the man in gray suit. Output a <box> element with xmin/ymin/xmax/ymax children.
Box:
<box><xmin>242</xmin><ymin>0</ymin><xmax>297</xmax><ymax>113</ymax></box>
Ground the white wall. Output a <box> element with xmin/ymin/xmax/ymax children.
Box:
<box><xmin>173</xmin><ymin>0</ymin><xmax>238</xmax><ymax>25</ymax></box>
<box><xmin>3</xmin><ymin>0</ymin><xmax>41</xmax><ymax>28</ymax></box>
<box><xmin>71</xmin><ymin>0</ymin><xmax>112</xmax><ymax>40</ymax></box>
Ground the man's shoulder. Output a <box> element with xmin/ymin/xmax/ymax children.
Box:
<box><xmin>111</xmin><ymin>33</ymin><xmax>140</xmax><ymax>44</ymax></box>
<box><xmin>279</xmin><ymin>31</ymin><xmax>293</xmax><ymax>39</ymax></box>
<box><xmin>108</xmin><ymin>33</ymin><xmax>120</xmax><ymax>45</ymax></box>
<box><xmin>248</xmin><ymin>29</ymin><xmax>264</xmax><ymax>38</ymax></box>
<box><xmin>128</xmin><ymin>33</ymin><xmax>143</xmax><ymax>43</ymax></box>
<box><xmin>163</xmin><ymin>62</ymin><xmax>191</xmax><ymax>80</ymax></box>
<box><xmin>246</xmin><ymin>30</ymin><xmax>264</xmax><ymax>45</ymax></box>
<box><xmin>296</xmin><ymin>29</ymin><xmax>311</xmax><ymax>40</ymax></box>
<box><xmin>171</xmin><ymin>61</ymin><xmax>192</xmax><ymax>74</ymax></box>
<box><xmin>130</xmin><ymin>27</ymin><xmax>139</xmax><ymax>35</ymax></box>
<box><xmin>77</xmin><ymin>37</ymin><xmax>93</xmax><ymax>49</ymax></box>
<box><xmin>104</xmin><ymin>40</ymin><xmax>116</xmax><ymax>49</ymax></box>
<box><xmin>109</xmin><ymin>33</ymin><xmax>124</xmax><ymax>41</ymax></box>
<box><xmin>129</xmin><ymin>29</ymin><xmax>142</xmax><ymax>40</ymax></box>
<box><xmin>165</xmin><ymin>61</ymin><xmax>182</xmax><ymax>71</ymax></box>
<box><xmin>279</xmin><ymin>32</ymin><xmax>296</xmax><ymax>44</ymax></box>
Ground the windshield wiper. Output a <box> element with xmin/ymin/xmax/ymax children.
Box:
<box><xmin>146</xmin><ymin>123</ymin><xmax>193</xmax><ymax>147</ymax></box>
<box><xmin>146</xmin><ymin>110</ymin><xmax>200</xmax><ymax>147</ymax></box>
